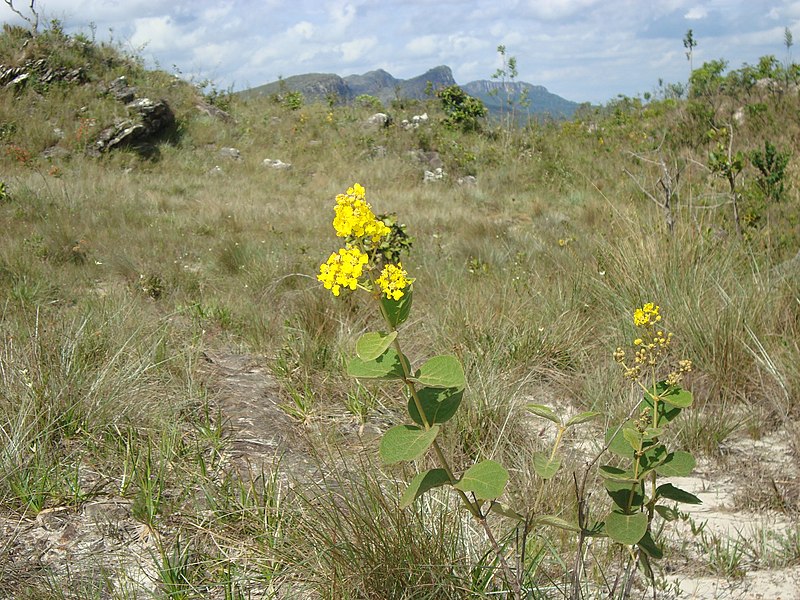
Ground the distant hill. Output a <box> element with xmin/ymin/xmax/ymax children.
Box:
<box><xmin>239</xmin><ymin>66</ymin><xmax>580</xmax><ymax>120</ymax></box>
<box><xmin>461</xmin><ymin>80</ymin><xmax>580</xmax><ymax>121</ymax></box>
<box><xmin>239</xmin><ymin>66</ymin><xmax>456</xmax><ymax>106</ymax></box>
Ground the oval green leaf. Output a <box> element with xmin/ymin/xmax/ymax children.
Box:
<box><xmin>355</xmin><ymin>331</ymin><xmax>397</xmax><ymax>361</ymax></box>
<box><xmin>661</xmin><ymin>387</ymin><xmax>693</xmax><ymax>408</ymax></box>
<box><xmin>399</xmin><ymin>468</ymin><xmax>451</xmax><ymax>508</ymax></box>
<box><xmin>411</xmin><ymin>355</ymin><xmax>465</xmax><ymax>389</ymax></box>
<box><xmin>381</xmin><ymin>288</ymin><xmax>412</xmax><ymax>328</ymax></box>
<box><xmin>605</xmin><ymin>510</ymin><xmax>648</xmax><ymax>545</ymax></box>
<box><xmin>526</xmin><ymin>404</ymin><xmax>561</xmax><ymax>425</ymax></box>
<box><xmin>408</xmin><ymin>387</ymin><xmax>463</xmax><ymax>426</ymax></box>
<box><xmin>604</xmin><ymin>478</ymin><xmax>646</xmax><ymax>510</ymax></box>
<box><xmin>565</xmin><ymin>411</ymin><xmax>602</xmax><ymax>428</ymax></box>
<box><xmin>533</xmin><ymin>451</ymin><xmax>562</xmax><ymax>480</ymax></box>
<box><xmin>453</xmin><ymin>460</ymin><xmax>508</xmax><ymax>500</ymax></box>
<box><xmin>379</xmin><ymin>424</ymin><xmax>440</xmax><ymax>464</ymax></box>
<box><xmin>656</xmin><ymin>482</ymin><xmax>702</xmax><ymax>505</ymax></box>
<box><xmin>606</xmin><ymin>423</ymin><xmax>636</xmax><ymax>457</ymax></box>
<box><xmin>347</xmin><ymin>347</ymin><xmax>407</xmax><ymax>380</ymax></box>
<box><xmin>654</xmin><ymin>450</ymin><xmax>696</xmax><ymax>477</ymax></box>
<box><xmin>599</xmin><ymin>465</ymin><xmax>640</xmax><ymax>483</ymax></box>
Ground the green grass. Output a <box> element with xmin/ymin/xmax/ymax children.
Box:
<box><xmin>1</xmin><ymin>21</ymin><xmax>799</xmax><ymax>599</ymax></box>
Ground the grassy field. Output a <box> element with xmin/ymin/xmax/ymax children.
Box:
<box><xmin>0</xmin><ymin>23</ymin><xmax>799</xmax><ymax>599</ymax></box>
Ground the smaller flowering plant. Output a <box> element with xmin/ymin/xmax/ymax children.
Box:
<box><xmin>601</xmin><ymin>303</ymin><xmax>699</xmax><ymax>572</ymax></box>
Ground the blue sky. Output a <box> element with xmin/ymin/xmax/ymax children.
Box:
<box><xmin>3</xmin><ymin>0</ymin><xmax>799</xmax><ymax>103</ymax></box>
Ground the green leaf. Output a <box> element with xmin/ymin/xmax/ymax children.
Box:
<box><xmin>355</xmin><ymin>331</ymin><xmax>397</xmax><ymax>361</ymax></box>
<box><xmin>399</xmin><ymin>469</ymin><xmax>451</xmax><ymax>508</ymax></box>
<box><xmin>598</xmin><ymin>465</ymin><xmax>640</xmax><ymax>483</ymax></box>
<box><xmin>526</xmin><ymin>404</ymin><xmax>561</xmax><ymax>425</ymax></box>
<box><xmin>532</xmin><ymin>451</ymin><xmax>562</xmax><ymax>480</ymax></box>
<box><xmin>654</xmin><ymin>450</ymin><xmax>696</xmax><ymax>477</ymax></box>
<box><xmin>661</xmin><ymin>387</ymin><xmax>693</xmax><ymax>408</ymax></box>
<box><xmin>638</xmin><ymin>444</ymin><xmax>668</xmax><ymax>474</ymax></box>
<box><xmin>347</xmin><ymin>347</ymin><xmax>407</xmax><ymax>380</ymax></box>
<box><xmin>381</xmin><ymin>288</ymin><xmax>412</xmax><ymax>328</ymax></box>
<box><xmin>565</xmin><ymin>411</ymin><xmax>601</xmax><ymax>427</ymax></box>
<box><xmin>655</xmin><ymin>505</ymin><xmax>680</xmax><ymax>522</ymax></box>
<box><xmin>408</xmin><ymin>387</ymin><xmax>463</xmax><ymax>426</ymax></box>
<box><xmin>379</xmin><ymin>425</ymin><xmax>440</xmax><ymax>464</ymax></box>
<box><xmin>641</xmin><ymin>427</ymin><xmax>664</xmax><ymax>441</ymax></box>
<box><xmin>604</xmin><ymin>478</ymin><xmax>646</xmax><ymax>510</ymax></box>
<box><xmin>643</xmin><ymin>383</ymin><xmax>682</xmax><ymax>423</ymax></box>
<box><xmin>605</xmin><ymin>510</ymin><xmax>648</xmax><ymax>545</ymax></box>
<box><xmin>454</xmin><ymin>460</ymin><xmax>508</xmax><ymax>500</ymax></box>
<box><xmin>411</xmin><ymin>355</ymin><xmax>465</xmax><ymax>389</ymax></box>
<box><xmin>489</xmin><ymin>501</ymin><xmax>524</xmax><ymax>520</ymax></box>
<box><xmin>656</xmin><ymin>483</ymin><xmax>702</xmax><ymax>505</ymax></box>
<box><xmin>606</xmin><ymin>423</ymin><xmax>635</xmax><ymax>457</ymax></box>
<box><xmin>623</xmin><ymin>425</ymin><xmax>643</xmax><ymax>451</ymax></box>
<box><xmin>534</xmin><ymin>515</ymin><xmax>580</xmax><ymax>532</ymax></box>
<box><xmin>637</xmin><ymin>530</ymin><xmax>663</xmax><ymax>559</ymax></box>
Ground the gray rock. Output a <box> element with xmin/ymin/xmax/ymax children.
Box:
<box><xmin>196</xmin><ymin>100</ymin><xmax>234</xmax><ymax>123</ymax></box>
<box><xmin>263</xmin><ymin>158</ymin><xmax>292</xmax><ymax>170</ymax></box>
<box><xmin>219</xmin><ymin>147</ymin><xmax>241</xmax><ymax>160</ymax></box>
<box><xmin>409</xmin><ymin>149</ymin><xmax>443</xmax><ymax>169</ymax></box>
<box><xmin>366</xmin><ymin>112</ymin><xmax>392</xmax><ymax>127</ymax></box>
<box><xmin>424</xmin><ymin>167</ymin><xmax>446</xmax><ymax>183</ymax></box>
<box><xmin>107</xmin><ymin>76</ymin><xmax>136</xmax><ymax>103</ymax></box>
<box><xmin>89</xmin><ymin>98</ymin><xmax>175</xmax><ymax>156</ymax></box>
<box><xmin>457</xmin><ymin>175</ymin><xmax>477</xmax><ymax>186</ymax></box>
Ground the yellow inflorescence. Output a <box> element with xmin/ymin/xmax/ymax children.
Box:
<box><xmin>614</xmin><ymin>303</ymin><xmax>693</xmax><ymax>385</ymax></box>
<box><xmin>317</xmin><ymin>246</ymin><xmax>369</xmax><ymax>296</ymax></box>
<box><xmin>633</xmin><ymin>302</ymin><xmax>661</xmax><ymax>327</ymax></box>
<box><xmin>376</xmin><ymin>262</ymin><xmax>411</xmax><ymax>300</ymax></box>
<box><xmin>333</xmin><ymin>183</ymin><xmax>391</xmax><ymax>242</ymax></box>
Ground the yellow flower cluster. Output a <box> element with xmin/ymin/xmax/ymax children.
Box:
<box><xmin>614</xmin><ymin>303</ymin><xmax>690</xmax><ymax>385</ymax></box>
<box><xmin>333</xmin><ymin>183</ymin><xmax>391</xmax><ymax>242</ymax></box>
<box><xmin>317</xmin><ymin>246</ymin><xmax>368</xmax><ymax>296</ymax></box>
<box><xmin>633</xmin><ymin>302</ymin><xmax>661</xmax><ymax>327</ymax></box>
<box><xmin>376</xmin><ymin>263</ymin><xmax>411</xmax><ymax>300</ymax></box>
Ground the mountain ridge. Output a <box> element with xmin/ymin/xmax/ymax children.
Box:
<box><xmin>238</xmin><ymin>65</ymin><xmax>581</xmax><ymax>120</ymax></box>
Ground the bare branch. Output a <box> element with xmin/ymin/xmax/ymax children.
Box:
<box><xmin>3</xmin><ymin>0</ymin><xmax>39</xmax><ymax>35</ymax></box>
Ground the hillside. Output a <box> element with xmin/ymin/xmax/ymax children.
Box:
<box><xmin>1</xmin><ymin>21</ymin><xmax>800</xmax><ymax>600</ymax></box>
<box><xmin>462</xmin><ymin>79</ymin><xmax>581</xmax><ymax>120</ymax></box>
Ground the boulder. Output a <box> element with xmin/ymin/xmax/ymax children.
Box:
<box><xmin>89</xmin><ymin>98</ymin><xmax>175</xmax><ymax>156</ymax></box>
<box><xmin>366</xmin><ymin>112</ymin><xmax>392</xmax><ymax>128</ymax></box>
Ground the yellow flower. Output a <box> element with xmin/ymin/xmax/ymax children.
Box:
<box><xmin>376</xmin><ymin>263</ymin><xmax>411</xmax><ymax>300</ymax></box>
<box><xmin>317</xmin><ymin>246</ymin><xmax>369</xmax><ymax>296</ymax></box>
<box><xmin>633</xmin><ymin>302</ymin><xmax>661</xmax><ymax>327</ymax></box>
<box><xmin>333</xmin><ymin>183</ymin><xmax>390</xmax><ymax>242</ymax></box>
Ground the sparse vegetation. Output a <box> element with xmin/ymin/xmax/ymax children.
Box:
<box><xmin>0</xmin><ymin>19</ymin><xmax>799</xmax><ymax>600</ymax></box>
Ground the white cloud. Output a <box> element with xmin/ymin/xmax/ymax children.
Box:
<box><xmin>288</xmin><ymin>21</ymin><xmax>315</xmax><ymax>39</ymax></box>
<box><xmin>340</xmin><ymin>36</ymin><xmax>377</xmax><ymax>61</ymax></box>
<box><xmin>130</xmin><ymin>16</ymin><xmax>197</xmax><ymax>52</ymax></box>
<box><xmin>685</xmin><ymin>6</ymin><xmax>709</xmax><ymax>19</ymax></box>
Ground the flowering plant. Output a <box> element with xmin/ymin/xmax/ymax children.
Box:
<box><xmin>317</xmin><ymin>185</ymin><xmax>699</xmax><ymax>596</ymax></box>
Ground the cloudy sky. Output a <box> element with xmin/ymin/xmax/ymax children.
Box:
<box><xmin>3</xmin><ymin>0</ymin><xmax>799</xmax><ymax>103</ymax></box>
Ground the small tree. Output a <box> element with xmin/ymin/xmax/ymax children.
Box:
<box><xmin>3</xmin><ymin>0</ymin><xmax>39</xmax><ymax>35</ymax></box>
<box><xmin>683</xmin><ymin>29</ymin><xmax>698</xmax><ymax>74</ymax></box>
<box><xmin>436</xmin><ymin>85</ymin><xmax>487</xmax><ymax>132</ymax></box>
